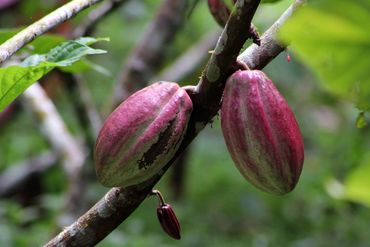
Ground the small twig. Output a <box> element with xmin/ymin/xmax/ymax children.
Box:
<box><xmin>108</xmin><ymin>0</ymin><xmax>188</xmax><ymax>109</ymax></box>
<box><xmin>155</xmin><ymin>31</ymin><xmax>221</xmax><ymax>83</ymax></box>
<box><xmin>238</xmin><ymin>0</ymin><xmax>307</xmax><ymax>69</ymax></box>
<box><xmin>0</xmin><ymin>0</ymin><xmax>104</xmax><ymax>64</ymax></box>
<box><xmin>151</xmin><ymin>189</ymin><xmax>166</xmax><ymax>205</ymax></box>
<box><xmin>73</xmin><ymin>0</ymin><xmax>128</xmax><ymax>37</ymax></box>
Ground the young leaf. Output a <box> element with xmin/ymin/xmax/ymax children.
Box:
<box><xmin>279</xmin><ymin>0</ymin><xmax>370</xmax><ymax>111</ymax></box>
<box><xmin>0</xmin><ymin>37</ymin><xmax>107</xmax><ymax>111</ymax></box>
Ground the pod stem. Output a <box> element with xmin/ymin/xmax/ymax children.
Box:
<box><xmin>151</xmin><ymin>189</ymin><xmax>166</xmax><ymax>206</ymax></box>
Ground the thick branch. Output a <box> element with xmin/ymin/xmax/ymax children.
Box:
<box><xmin>194</xmin><ymin>0</ymin><xmax>261</xmax><ymax>113</ymax></box>
<box><xmin>0</xmin><ymin>0</ymin><xmax>103</xmax><ymax>64</ymax></box>
<box><xmin>45</xmin><ymin>0</ymin><xmax>307</xmax><ymax>246</ymax></box>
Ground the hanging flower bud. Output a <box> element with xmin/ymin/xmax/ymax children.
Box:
<box><xmin>152</xmin><ymin>190</ymin><xmax>181</xmax><ymax>240</ymax></box>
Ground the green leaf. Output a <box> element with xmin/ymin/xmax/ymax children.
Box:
<box><xmin>356</xmin><ymin>111</ymin><xmax>367</xmax><ymax>128</ymax></box>
<box><xmin>344</xmin><ymin>154</ymin><xmax>370</xmax><ymax>207</ymax></box>
<box><xmin>0</xmin><ymin>29</ymin><xmax>65</xmax><ymax>54</ymax></box>
<box><xmin>0</xmin><ymin>37</ymin><xmax>107</xmax><ymax>111</ymax></box>
<box><xmin>279</xmin><ymin>0</ymin><xmax>370</xmax><ymax>111</ymax></box>
<box><xmin>60</xmin><ymin>59</ymin><xmax>111</xmax><ymax>76</ymax></box>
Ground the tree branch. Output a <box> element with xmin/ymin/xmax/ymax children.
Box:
<box><xmin>193</xmin><ymin>0</ymin><xmax>261</xmax><ymax>113</ymax></box>
<box><xmin>0</xmin><ymin>0</ymin><xmax>104</xmax><ymax>64</ymax></box>
<box><xmin>45</xmin><ymin>0</ymin><xmax>307</xmax><ymax>246</ymax></box>
<box><xmin>238</xmin><ymin>0</ymin><xmax>307</xmax><ymax>69</ymax></box>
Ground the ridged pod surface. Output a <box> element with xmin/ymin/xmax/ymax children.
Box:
<box><xmin>221</xmin><ymin>70</ymin><xmax>304</xmax><ymax>195</ymax></box>
<box><xmin>95</xmin><ymin>82</ymin><xmax>193</xmax><ymax>187</ymax></box>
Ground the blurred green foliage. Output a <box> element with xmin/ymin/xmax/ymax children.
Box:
<box><xmin>279</xmin><ymin>0</ymin><xmax>370</xmax><ymax>111</ymax></box>
<box><xmin>0</xmin><ymin>0</ymin><xmax>370</xmax><ymax>246</ymax></box>
<box><xmin>279</xmin><ymin>0</ymin><xmax>370</xmax><ymax>211</ymax></box>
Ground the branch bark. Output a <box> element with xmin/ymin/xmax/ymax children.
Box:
<box><xmin>238</xmin><ymin>0</ymin><xmax>306</xmax><ymax>69</ymax></box>
<box><xmin>45</xmin><ymin>0</ymin><xmax>306</xmax><ymax>246</ymax></box>
<box><xmin>0</xmin><ymin>0</ymin><xmax>104</xmax><ymax>64</ymax></box>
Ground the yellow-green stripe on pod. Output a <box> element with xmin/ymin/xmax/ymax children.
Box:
<box><xmin>221</xmin><ymin>70</ymin><xmax>304</xmax><ymax>195</ymax></box>
<box><xmin>95</xmin><ymin>82</ymin><xmax>193</xmax><ymax>187</ymax></box>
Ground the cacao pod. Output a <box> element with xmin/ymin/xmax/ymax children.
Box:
<box><xmin>207</xmin><ymin>0</ymin><xmax>236</xmax><ymax>27</ymax></box>
<box><xmin>221</xmin><ymin>70</ymin><xmax>304</xmax><ymax>195</ymax></box>
<box><xmin>94</xmin><ymin>82</ymin><xmax>193</xmax><ymax>187</ymax></box>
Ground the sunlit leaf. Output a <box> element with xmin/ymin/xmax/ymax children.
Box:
<box><xmin>344</xmin><ymin>154</ymin><xmax>370</xmax><ymax>207</ymax></box>
<box><xmin>279</xmin><ymin>0</ymin><xmax>370</xmax><ymax>111</ymax></box>
<box><xmin>0</xmin><ymin>37</ymin><xmax>107</xmax><ymax>111</ymax></box>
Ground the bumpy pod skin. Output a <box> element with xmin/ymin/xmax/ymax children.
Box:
<box><xmin>95</xmin><ymin>82</ymin><xmax>193</xmax><ymax>187</ymax></box>
<box><xmin>221</xmin><ymin>70</ymin><xmax>304</xmax><ymax>195</ymax></box>
<box><xmin>207</xmin><ymin>0</ymin><xmax>236</xmax><ymax>27</ymax></box>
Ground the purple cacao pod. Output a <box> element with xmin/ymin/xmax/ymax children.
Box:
<box><xmin>207</xmin><ymin>0</ymin><xmax>236</xmax><ymax>27</ymax></box>
<box><xmin>94</xmin><ymin>82</ymin><xmax>193</xmax><ymax>187</ymax></box>
<box><xmin>157</xmin><ymin>203</ymin><xmax>181</xmax><ymax>240</ymax></box>
<box><xmin>221</xmin><ymin>70</ymin><xmax>304</xmax><ymax>195</ymax></box>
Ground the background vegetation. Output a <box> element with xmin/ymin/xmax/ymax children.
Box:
<box><xmin>0</xmin><ymin>0</ymin><xmax>369</xmax><ymax>246</ymax></box>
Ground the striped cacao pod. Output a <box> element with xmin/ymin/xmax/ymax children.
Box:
<box><xmin>221</xmin><ymin>70</ymin><xmax>304</xmax><ymax>195</ymax></box>
<box><xmin>95</xmin><ymin>82</ymin><xmax>193</xmax><ymax>187</ymax></box>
